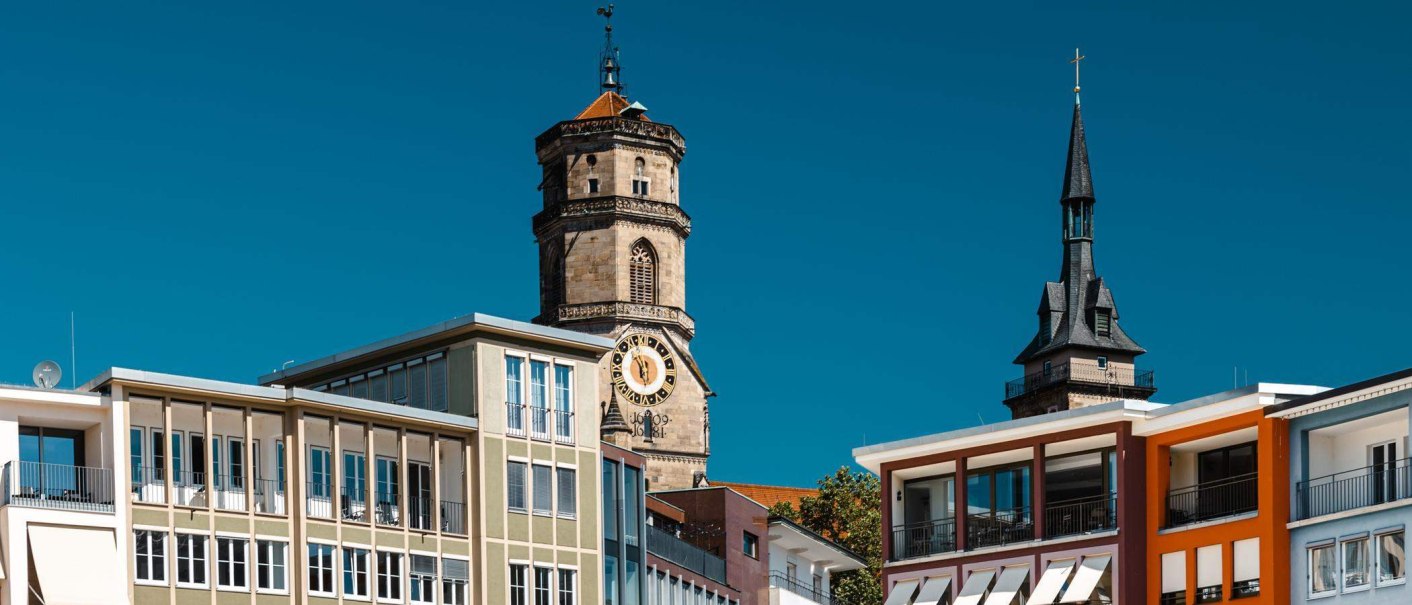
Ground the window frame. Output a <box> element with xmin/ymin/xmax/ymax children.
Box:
<box><xmin>534</xmin><ymin>566</ymin><xmax>554</xmax><ymax>605</ymax></box>
<box><xmin>1308</xmin><ymin>542</ymin><xmax>1338</xmax><ymax>599</ymax></box>
<box><xmin>510</xmin><ymin>563</ymin><xmax>530</xmax><ymax>605</ymax></box>
<box><xmin>175</xmin><ymin>531</ymin><xmax>209</xmax><ymax>589</ymax></box>
<box><xmin>557</xmin><ymin>465</ymin><xmax>578</xmax><ymax>519</ymax></box>
<box><xmin>533</xmin><ymin>462</ymin><xmax>555</xmax><ymax>516</ymax></box>
<box><xmin>743</xmin><ymin>531</ymin><xmax>760</xmax><ymax>559</ymax></box>
<box><xmin>307</xmin><ymin>542</ymin><xmax>338</xmax><ymax>598</ymax></box>
<box><xmin>376</xmin><ymin>549</ymin><xmax>404</xmax><ymax>603</ymax></box>
<box><xmin>559</xmin><ymin>568</ymin><xmax>578</xmax><ymax>605</ymax></box>
<box><xmin>133</xmin><ymin>528</ymin><xmax>168</xmax><ymax>586</ymax></box>
<box><xmin>215</xmin><ymin>535</ymin><xmax>250</xmax><ymax>592</ymax></box>
<box><xmin>408</xmin><ymin>553</ymin><xmax>437</xmax><ymax>605</ymax></box>
<box><xmin>508</xmin><ymin>459</ymin><xmax>529</xmax><ymax>513</ymax></box>
<box><xmin>1376</xmin><ymin>529</ymin><xmax>1407</xmax><ymax>586</ymax></box>
<box><xmin>255</xmin><ymin>539</ymin><xmax>289</xmax><ymax>594</ymax></box>
<box><xmin>442</xmin><ymin>556</ymin><xmax>471</xmax><ymax>605</ymax></box>
<box><xmin>1342</xmin><ymin>536</ymin><xmax>1372</xmax><ymax>593</ymax></box>
<box><xmin>345</xmin><ymin>546</ymin><xmax>372</xmax><ymax>600</ymax></box>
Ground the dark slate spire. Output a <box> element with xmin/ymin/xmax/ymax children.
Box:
<box><xmin>1061</xmin><ymin>102</ymin><xmax>1094</xmax><ymax>201</ymax></box>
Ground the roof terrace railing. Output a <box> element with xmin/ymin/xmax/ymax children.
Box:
<box><xmin>890</xmin><ymin>517</ymin><xmax>957</xmax><ymax>561</ymax></box>
<box><xmin>4</xmin><ymin>460</ymin><xmax>116</xmax><ymax>514</ymax></box>
<box><xmin>646</xmin><ymin>524</ymin><xmax>727</xmax><ymax>585</ymax></box>
<box><xmin>1005</xmin><ymin>362</ymin><xmax>1155</xmax><ymax>399</ymax></box>
<box><xmin>1165</xmin><ymin>472</ymin><xmax>1258</xmax><ymax>528</ymax></box>
<box><xmin>1297</xmin><ymin>457</ymin><xmax>1412</xmax><ymax>520</ymax></box>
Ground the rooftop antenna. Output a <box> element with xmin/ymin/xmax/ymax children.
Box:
<box><xmin>70</xmin><ymin>311</ymin><xmax>77</xmax><ymax>388</ymax></box>
<box><xmin>33</xmin><ymin>360</ymin><xmax>62</xmax><ymax>389</ymax></box>
<box><xmin>1070</xmin><ymin>48</ymin><xmax>1086</xmax><ymax>105</ymax></box>
<box><xmin>596</xmin><ymin>5</ymin><xmax>623</xmax><ymax>95</ymax></box>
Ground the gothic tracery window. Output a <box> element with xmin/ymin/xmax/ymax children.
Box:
<box><xmin>629</xmin><ymin>240</ymin><xmax>656</xmax><ymax>305</ymax></box>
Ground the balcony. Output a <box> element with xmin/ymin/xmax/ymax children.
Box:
<box><xmin>2</xmin><ymin>461</ymin><xmax>116</xmax><ymax>514</ymax></box>
<box><xmin>1044</xmin><ymin>493</ymin><xmax>1117</xmax><ymax>538</ymax></box>
<box><xmin>1165</xmin><ymin>472</ymin><xmax>1257</xmax><ymax>528</ymax></box>
<box><xmin>1004</xmin><ymin>362</ymin><xmax>1155</xmax><ymax>400</ymax></box>
<box><xmin>967</xmin><ymin>506</ymin><xmax>1033</xmax><ymax>549</ymax></box>
<box><xmin>770</xmin><ymin>571</ymin><xmax>843</xmax><ymax>605</ymax></box>
<box><xmin>1297</xmin><ymin>457</ymin><xmax>1412</xmax><ymax>520</ymax></box>
<box><xmin>646</xmin><ymin>524</ymin><xmax>727</xmax><ymax>584</ymax></box>
<box><xmin>890</xmin><ymin>517</ymin><xmax>957</xmax><ymax>561</ymax></box>
<box><xmin>441</xmin><ymin>500</ymin><xmax>467</xmax><ymax>534</ymax></box>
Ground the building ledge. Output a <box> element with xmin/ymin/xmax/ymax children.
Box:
<box><xmin>883</xmin><ymin>529</ymin><xmax>1117</xmax><ymax>568</ymax></box>
<box><xmin>1288</xmin><ymin>498</ymin><xmax>1412</xmax><ymax>531</ymax></box>
<box><xmin>1158</xmin><ymin>511</ymin><xmax>1258</xmax><ymax>535</ymax></box>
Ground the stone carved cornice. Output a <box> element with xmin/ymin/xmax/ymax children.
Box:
<box><xmin>533</xmin><ymin>196</ymin><xmax>692</xmax><ymax>238</ymax></box>
<box><xmin>536</xmin><ymin>117</ymin><xmax>686</xmax><ymax>156</ymax></box>
<box><xmin>551</xmin><ymin>302</ymin><xmax>695</xmax><ymax>337</ymax></box>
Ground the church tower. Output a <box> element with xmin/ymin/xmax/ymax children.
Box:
<box><xmin>1005</xmin><ymin>58</ymin><xmax>1156</xmax><ymax>419</ymax></box>
<box><xmin>532</xmin><ymin>7</ymin><xmax>711</xmax><ymax>489</ymax></box>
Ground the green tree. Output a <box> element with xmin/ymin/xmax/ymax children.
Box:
<box><xmin>769</xmin><ymin>467</ymin><xmax>882</xmax><ymax>605</ymax></box>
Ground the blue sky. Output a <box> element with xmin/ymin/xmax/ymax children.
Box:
<box><xmin>1</xmin><ymin>2</ymin><xmax>1408</xmax><ymax>486</ymax></box>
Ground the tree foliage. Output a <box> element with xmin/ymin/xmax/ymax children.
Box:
<box><xmin>769</xmin><ymin>467</ymin><xmax>882</xmax><ymax>605</ymax></box>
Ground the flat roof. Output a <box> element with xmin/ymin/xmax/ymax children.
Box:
<box><xmin>258</xmin><ymin>312</ymin><xmax>614</xmax><ymax>385</ymax></box>
<box><xmin>85</xmin><ymin>367</ymin><xmax>477</xmax><ymax>430</ymax></box>
<box><xmin>1267</xmin><ymin>367</ymin><xmax>1412</xmax><ymax>417</ymax></box>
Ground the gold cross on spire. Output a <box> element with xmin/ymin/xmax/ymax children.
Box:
<box><xmin>1071</xmin><ymin>48</ymin><xmax>1085</xmax><ymax>94</ymax></box>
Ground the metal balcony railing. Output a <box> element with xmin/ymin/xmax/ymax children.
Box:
<box><xmin>890</xmin><ymin>517</ymin><xmax>957</xmax><ymax>561</ymax></box>
<box><xmin>307</xmin><ymin>480</ymin><xmax>334</xmax><ymax>519</ymax></box>
<box><xmin>131</xmin><ymin>466</ymin><xmax>167</xmax><ymax>503</ymax></box>
<box><xmin>407</xmin><ymin>495</ymin><xmax>434</xmax><ymax>531</ymax></box>
<box><xmin>441</xmin><ymin>500</ymin><xmax>467</xmax><ymax>535</ymax></box>
<box><xmin>4</xmin><ymin>461</ymin><xmax>115</xmax><ymax>513</ymax></box>
<box><xmin>1165</xmin><ymin>472</ymin><xmax>1258</xmax><ymax>528</ymax></box>
<box><xmin>646</xmin><ymin>525</ymin><xmax>727</xmax><ymax>585</ymax></box>
<box><xmin>506</xmin><ymin>402</ymin><xmax>527</xmax><ymax>437</ymax></box>
<box><xmin>770</xmin><ymin>572</ymin><xmax>841</xmax><ymax>605</ymax></box>
<box><xmin>1297</xmin><ymin>457</ymin><xmax>1412</xmax><ymax>520</ymax></box>
<box><xmin>553</xmin><ymin>409</ymin><xmax>575</xmax><ymax>444</ymax></box>
<box><xmin>967</xmin><ymin>506</ymin><xmax>1034</xmax><ymax>549</ymax></box>
<box><xmin>1044</xmin><ymin>493</ymin><xmax>1117</xmax><ymax>538</ymax></box>
<box><xmin>341</xmin><ymin>486</ymin><xmax>369</xmax><ymax>522</ymax></box>
<box><xmin>530</xmin><ymin>404</ymin><xmax>551</xmax><ymax>441</ymax></box>
<box><xmin>252</xmin><ymin>478</ymin><xmax>285</xmax><ymax>515</ymax></box>
<box><xmin>375</xmin><ymin>490</ymin><xmax>401</xmax><ymax>526</ymax></box>
<box><xmin>1005</xmin><ymin>362</ymin><xmax>1155</xmax><ymax>400</ymax></box>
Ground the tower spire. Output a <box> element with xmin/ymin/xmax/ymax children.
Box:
<box><xmin>1061</xmin><ymin>95</ymin><xmax>1094</xmax><ymax>203</ymax></box>
<box><xmin>596</xmin><ymin>5</ymin><xmax>623</xmax><ymax>94</ymax></box>
<box><xmin>1070</xmin><ymin>48</ymin><xmax>1085</xmax><ymax>105</ymax></box>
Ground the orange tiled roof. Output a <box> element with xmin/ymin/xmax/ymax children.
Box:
<box><xmin>573</xmin><ymin>91</ymin><xmax>650</xmax><ymax>121</ymax></box>
<box><xmin>713</xmin><ymin>481</ymin><xmax>817</xmax><ymax>512</ymax></box>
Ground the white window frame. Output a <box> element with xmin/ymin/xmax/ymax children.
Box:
<box><xmin>510</xmin><ymin>563</ymin><xmax>530</xmax><ymax>605</ymax></box>
<box><xmin>508</xmin><ymin>458</ymin><xmax>529</xmax><ymax>513</ymax></box>
<box><xmin>377</xmin><ymin>549</ymin><xmax>405</xmax><ymax>603</ymax></box>
<box><xmin>408</xmin><ymin>553</ymin><xmax>437</xmax><ymax>604</ymax></box>
<box><xmin>528</xmin><ymin>357</ymin><xmax>552</xmax><ymax>441</ymax></box>
<box><xmin>1309</xmin><ymin>542</ymin><xmax>1338</xmax><ymax>599</ymax></box>
<box><xmin>556</xmin><ymin>465</ymin><xmax>578</xmax><ymax>519</ymax></box>
<box><xmin>216</xmin><ymin>535</ymin><xmax>250</xmax><ymax>592</ymax></box>
<box><xmin>133</xmin><ymin>528</ymin><xmax>168</xmax><ymax>586</ymax></box>
<box><xmin>534</xmin><ymin>566</ymin><xmax>554</xmax><ymax>605</ymax></box>
<box><xmin>442</xmin><ymin>556</ymin><xmax>471</xmax><ymax>605</ymax></box>
<box><xmin>345</xmin><ymin>546</ymin><xmax>373</xmax><ymax>601</ymax></box>
<box><xmin>553</xmin><ymin>363</ymin><xmax>575</xmax><ymax>444</ymax></box>
<box><xmin>308</xmin><ymin>542</ymin><xmax>338</xmax><ymax>598</ymax></box>
<box><xmin>175</xmin><ymin>531</ymin><xmax>209</xmax><ymax>589</ymax></box>
<box><xmin>532</xmin><ymin>462</ymin><xmax>554</xmax><ymax>517</ymax></box>
<box><xmin>256</xmin><ymin>538</ymin><xmax>289</xmax><ymax>594</ymax></box>
<box><xmin>1376</xmin><ymin>529</ymin><xmax>1408</xmax><ymax>587</ymax></box>
<box><xmin>558</xmin><ymin>567</ymin><xmax>578</xmax><ymax>605</ymax></box>
<box><xmin>506</xmin><ymin>352</ymin><xmax>528</xmax><ymax>437</ymax></box>
<box><xmin>1342</xmin><ymin>536</ymin><xmax>1372</xmax><ymax>593</ymax></box>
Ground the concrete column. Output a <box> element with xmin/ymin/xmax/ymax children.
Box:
<box><xmin>432</xmin><ymin>436</ymin><xmax>443</xmax><ymax>533</ymax></box>
<box><xmin>243</xmin><ymin>407</ymin><xmax>254</xmax><ymax>513</ymax></box>
<box><xmin>331</xmin><ymin>419</ymin><xmax>342</xmax><ymax>523</ymax></box>
<box><xmin>955</xmin><ymin>457</ymin><xmax>968</xmax><ymax>551</ymax></box>
<box><xmin>1032</xmin><ymin>445</ymin><xmax>1045</xmax><ymax>540</ymax></box>
<box><xmin>162</xmin><ymin>397</ymin><xmax>173</xmax><ymax>505</ymax></box>
<box><xmin>203</xmin><ymin>402</ymin><xmax>214</xmax><ymax>511</ymax></box>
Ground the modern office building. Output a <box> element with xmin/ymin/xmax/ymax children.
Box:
<box><xmin>0</xmin><ymin>384</ymin><xmax>129</xmax><ymax>605</ymax></box>
<box><xmin>603</xmin><ymin>441</ymin><xmax>648</xmax><ymax>605</ymax></box>
<box><xmin>1267</xmin><ymin>368</ymin><xmax>1411</xmax><ymax>603</ymax></box>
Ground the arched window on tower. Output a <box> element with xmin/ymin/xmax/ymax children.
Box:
<box><xmin>629</xmin><ymin>240</ymin><xmax>656</xmax><ymax>305</ymax></box>
<box><xmin>632</xmin><ymin>157</ymin><xmax>650</xmax><ymax>197</ymax></box>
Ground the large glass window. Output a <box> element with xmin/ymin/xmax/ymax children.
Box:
<box><xmin>345</xmin><ymin>451</ymin><xmax>368</xmax><ymax>505</ymax></box>
<box><xmin>507</xmin><ymin>356</ymin><xmax>526</xmax><ymax>432</ymax></box>
<box><xmin>376</xmin><ymin>456</ymin><xmax>399</xmax><ymax>511</ymax></box>
<box><xmin>625</xmin><ymin>465</ymin><xmax>642</xmax><ymax>547</ymax></box>
<box><xmin>176</xmin><ymin>533</ymin><xmax>208</xmax><ymax>587</ymax></box>
<box><xmin>625</xmin><ymin>561</ymin><xmax>640</xmax><ymax>605</ymax></box>
<box><xmin>134</xmin><ymin>530</ymin><xmax>167</xmax><ymax>584</ymax></box>
<box><xmin>554</xmin><ymin>364</ymin><xmax>574</xmax><ymax>440</ymax></box>
<box><xmin>344</xmin><ymin>546</ymin><xmax>371</xmax><ymax>598</ymax></box>
<box><xmin>256</xmin><ymin>539</ymin><xmax>287</xmax><ymax>593</ymax></box>
<box><xmin>377</xmin><ymin>551</ymin><xmax>404</xmax><ymax>601</ymax></box>
<box><xmin>511</xmin><ymin>564</ymin><xmax>529</xmax><ymax>605</ymax></box>
<box><xmin>603</xmin><ymin>460</ymin><xmax>619</xmax><ymax>539</ymax></box>
<box><xmin>1378</xmin><ymin>531</ymin><xmax>1406</xmax><ymax>585</ymax></box>
<box><xmin>310</xmin><ymin>447</ymin><xmax>332</xmax><ymax>498</ymax></box>
<box><xmin>559</xmin><ymin>569</ymin><xmax>577</xmax><ymax>605</ymax></box>
<box><xmin>1310</xmin><ymin>543</ymin><xmax>1337</xmax><ymax>598</ymax></box>
<box><xmin>217</xmin><ymin>537</ymin><xmax>249</xmax><ymax>591</ymax></box>
<box><xmin>604</xmin><ymin>557</ymin><xmax>619</xmax><ymax>605</ymax></box>
<box><xmin>130</xmin><ymin>427</ymin><xmax>144</xmax><ymax>484</ymax></box>
<box><xmin>535</xmin><ymin>567</ymin><xmax>554</xmax><ymax>605</ymax></box>
<box><xmin>1344</xmin><ymin>537</ymin><xmax>1370</xmax><ymax>591</ymax></box>
<box><xmin>903</xmin><ymin>475</ymin><xmax>955</xmax><ymax>526</ymax></box>
<box><xmin>443</xmin><ymin>558</ymin><xmax>470</xmax><ymax>605</ymax></box>
<box><xmin>410</xmin><ymin>554</ymin><xmax>436</xmax><ymax>604</ymax></box>
<box><xmin>509</xmin><ymin>461</ymin><xmax>529</xmax><ymax>512</ymax></box>
<box><xmin>530</xmin><ymin>360</ymin><xmax>550</xmax><ymax>437</ymax></box>
<box><xmin>967</xmin><ymin>465</ymin><xmax>1031</xmax><ymax>517</ymax></box>
<box><xmin>308</xmin><ymin>543</ymin><xmax>336</xmax><ymax>596</ymax></box>
<box><xmin>312</xmin><ymin>352</ymin><xmax>449</xmax><ymax>412</ymax></box>
<box><xmin>18</xmin><ymin>426</ymin><xmax>85</xmax><ymax>496</ymax></box>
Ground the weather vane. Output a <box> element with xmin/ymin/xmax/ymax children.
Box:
<box><xmin>1071</xmin><ymin>48</ymin><xmax>1086</xmax><ymax>102</ymax></box>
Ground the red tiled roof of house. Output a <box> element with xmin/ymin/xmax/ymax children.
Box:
<box><xmin>573</xmin><ymin>91</ymin><xmax>650</xmax><ymax>121</ymax></box>
<box><xmin>712</xmin><ymin>481</ymin><xmax>817</xmax><ymax>512</ymax></box>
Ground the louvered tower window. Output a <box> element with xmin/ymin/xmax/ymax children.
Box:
<box><xmin>629</xmin><ymin>240</ymin><xmax>656</xmax><ymax>305</ymax></box>
<box><xmin>1094</xmin><ymin>309</ymin><xmax>1112</xmax><ymax>337</ymax></box>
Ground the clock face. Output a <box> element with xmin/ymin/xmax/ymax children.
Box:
<box><xmin>610</xmin><ymin>333</ymin><xmax>677</xmax><ymax>406</ymax></box>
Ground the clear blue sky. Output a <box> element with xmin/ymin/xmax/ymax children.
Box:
<box><xmin>1</xmin><ymin>2</ymin><xmax>1408</xmax><ymax>486</ymax></box>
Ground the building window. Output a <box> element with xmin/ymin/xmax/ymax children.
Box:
<box><xmin>443</xmin><ymin>558</ymin><xmax>470</xmax><ymax>605</ymax></box>
<box><xmin>507</xmin><ymin>355</ymin><xmax>526</xmax><ymax>435</ymax></box>
<box><xmin>344</xmin><ymin>546</ymin><xmax>371</xmax><ymax>598</ymax></box>
<box><xmin>1042</xmin><ymin>360</ymin><xmax>1053</xmax><ymax>376</ymax></box>
<box><xmin>557</xmin><ymin>467</ymin><xmax>577</xmax><ymax>518</ymax></box>
<box><xmin>559</xmin><ymin>569</ymin><xmax>577</xmax><ymax>605</ymax></box>
<box><xmin>410</xmin><ymin>554</ymin><xmax>437</xmax><ymax>604</ymax></box>
<box><xmin>1344</xmin><ymin>537</ymin><xmax>1371</xmax><ymax>591</ymax></box>
<box><xmin>130</xmin><ymin>427</ymin><xmax>144</xmax><ymax>485</ymax></box>
<box><xmin>535</xmin><ymin>567</ymin><xmax>554</xmax><ymax>605</ymax></box>
<box><xmin>554</xmin><ymin>364</ymin><xmax>574</xmax><ymax>442</ymax></box>
<box><xmin>533</xmin><ymin>464</ymin><xmax>554</xmax><ymax>515</ymax></box>
<box><xmin>624</xmin><ymin>465</ymin><xmax>642</xmax><ymax>548</ymax></box>
<box><xmin>216</xmin><ymin>537</ymin><xmax>249</xmax><ymax>591</ymax></box>
<box><xmin>176</xmin><ymin>533</ymin><xmax>209</xmax><ymax>587</ymax></box>
<box><xmin>1195</xmin><ymin>544</ymin><xmax>1222</xmax><ymax>603</ymax></box>
<box><xmin>508</xmin><ymin>460</ymin><xmax>529</xmax><ymax>512</ymax></box>
<box><xmin>256</xmin><ymin>539</ymin><xmax>288</xmax><ymax>593</ymax></box>
<box><xmin>589</xmin><ymin>178</ymin><xmax>600</xmax><ymax>194</ymax></box>
<box><xmin>632</xmin><ymin>158</ymin><xmax>650</xmax><ymax>196</ymax></box>
<box><xmin>530</xmin><ymin>360</ymin><xmax>550</xmax><ymax>439</ymax></box>
<box><xmin>743</xmin><ymin>531</ymin><xmax>759</xmax><ymax>559</ymax></box>
<box><xmin>307</xmin><ymin>544</ymin><xmax>336</xmax><ymax>596</ymax></box>
<box><xmin>1039</xmin><ymin>314</ymin><xmax>1052</xmax><ymax>345</ymax></box>
<box><xmin>1160</xmin><ymin>551</ymin><xmax>1186</xmax><ymax>605</ymax></box>
<box><xmin>377</xmin><ymin>551</ymin><xmax>404</xmax><ymax>601</ymax></box>
<box><xmin>629</xmin><ymin>240</ymin><xmax>656</xmax><ymax>305</ymax></box>
<box><xmin>1096</xmin><ymin>356</ymin><xmax>1108</xmax><ymax>369</ymax></box>
<box><xmin>1094</xmin><ymin>310</ymin><xmax>1112</xmax><ymax>337</ymax></box>
<box><xmin>1310</xmin><ymin>543</ymin><xmax>1338</xmax><ymax>598</ymax></box>
<box><xmin>511</xmin><ymin>564</ymin><xmax>529</xmax><ymax>605</ymax></box>
<box><xmin>134</xmin><ymin>529</ymin><xmax>167</xmax><ymax>584</ymax></box>
<box><xmin>1378</xmin><ymin>530</ymin><xmax>1406</xmax><ymax>585</ymax></box>
<box><xmin>312</xmin><ymin>352</ymin><xmax>449</xmax><ymax>412</ymax></box>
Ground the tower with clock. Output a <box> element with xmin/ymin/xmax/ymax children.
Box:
<box><xmin>530</xmin><ymin>8</ymin><xmax>713</xmax><ymax>490</ymax></box>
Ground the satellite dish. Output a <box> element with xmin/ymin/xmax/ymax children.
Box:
<box><xmin>33</xmin><ymin>360</ymin><xmax>62</xmax><ymax>389</ymax></box>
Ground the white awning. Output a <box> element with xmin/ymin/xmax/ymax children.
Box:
<box><xmin>1058</xmin><ymin>555</ymin><xmax>1111</xmax><ymax>603</ymax></box>
<box><xmin>1026</xmin><ymin>561</ymin><xmax>1075</xmax><ymax>605</ymax></box>
<box><xmin>884</xmin><ymin>579</ymin><xmax>921</xmax><ymax>605</ymax></box>
<box><xmin>915</xmin><ymin>576</ymin><xmax>953</xmax><ymax>605</ymax></box>
<box><xmin>953</xmin><ymin>570</ymin><xmax>996</xmax><ymax>605</ymax></box>
<box><xmin>28</xmin><ymin>525</ymin><xmax>126</xmax><ymax>604</ymax></box>
<box><xmin>982</xmin><ymin>567</ymin><xmax>1031</xmax><ymax>605</ymax></box>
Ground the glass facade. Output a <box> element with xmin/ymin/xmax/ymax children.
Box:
<box><xmin>604</xmin><ymin>455</ymin><xmax>645</xmax><ymax>605</ymax></box>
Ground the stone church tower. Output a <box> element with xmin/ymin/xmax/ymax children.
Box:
<box><xmin>1004</xmin><ymin>92</ymin><xmax>1156</xmax><ymax>419</ymax></box>
<box><xmin>531</xmin><ymin>10</ymin><xmax>712</xmax><ymax>490</ymax></box>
